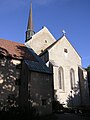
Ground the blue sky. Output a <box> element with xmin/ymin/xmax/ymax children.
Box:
<box><xmin>0</xmin><ymin>0</ymin><xmax>90</xmax><ymax>68</ymax></box>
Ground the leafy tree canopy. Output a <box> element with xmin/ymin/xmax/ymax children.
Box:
<box><xmin>85</xmin><ymin>65</ymin><xmax>90</xmax><ymax>72</ymax></box>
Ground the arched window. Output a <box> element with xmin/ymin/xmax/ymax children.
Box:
<box><xmin>70</xmin><ymin>68</ymin><xmax>75</xmax><ymax>90</ymax></box>
<box><xmin>58</xmin><ymin>67</ymin><xmax>64</xmax><ymax>90</ymax></box>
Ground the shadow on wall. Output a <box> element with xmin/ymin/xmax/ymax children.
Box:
<box><xmin>0</xmin><ymin>47</ymin><xmax>20</xmax><ymax>111</ymax></box>
<box><xmin>0</xmin><ymin>45</ymin><xmax>34</xmax><ymax>111</ymax></box>
<box><xmin>66</xmin><ymin>68</ymin><xmax>89</xmax><ymax>108</ymax></box>
<box><xmin>66</xmin><ymin>81</ymin><xmax>81</xmax><ymax>108</ymax></box>
<box><xmin>0</xmin><ymin>45</ymin><xmax>53</xmax><ymax>117</ymax></box>
<box><xmin>52</xmin><ymin>90</ymin><xmax>64</xmax><ymax>113</ymax></box>
<box><xmin>0</xmin><ymin>46</ymin><xmax>39</xmax><ymax>119</ymax></box>
<box><xmin>16</xmin><ymin>45</ymin><xmax>36</xmax><ymax>61</ymax></box>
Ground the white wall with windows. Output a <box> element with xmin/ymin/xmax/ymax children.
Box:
<box><xmin>48</xmin><ymin>36</ymin><xmax>82</xmax><ymax>107</ymax></box>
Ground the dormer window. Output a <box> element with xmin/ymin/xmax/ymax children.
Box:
<box><xmin>64</xmin><ymin>48</ymin><xmax>68</xmax><ymax>53</ymax></box>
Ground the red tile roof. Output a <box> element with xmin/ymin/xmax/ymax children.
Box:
<box><xmin>0</xmin><ymin>39</ymin><xmax>36</xmax><ymax>61</ymax></box>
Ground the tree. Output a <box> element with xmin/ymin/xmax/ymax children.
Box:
<box><xmin>85</xmin><ymin>65</ymin><xmax>90</xmax><ymax>72</ymax></box>
<box><xmin>85</xmin><ymin>65</ymin><xmax>90</xmax><ymax>96</ymax></box>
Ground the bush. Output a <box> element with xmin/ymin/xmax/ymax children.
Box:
<box><xmin>52</xmin><ymin>100</ymin><xmax>64</xmax><ymax>113</ymax></box>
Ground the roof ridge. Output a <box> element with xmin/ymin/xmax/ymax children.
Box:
<box><xmin>39</xmin><ymin>35</ymin><xmax>64</xmax><ymax>56</ymax></box>
<box><xmin>0</xmin><ymin>38</ymin><xmax>24</xmax><ymax>45</ymax></box>
<box><xmin>0</xmin><ymin>39</ymin><xmax>36</xmax><ymax>61</ymax></box>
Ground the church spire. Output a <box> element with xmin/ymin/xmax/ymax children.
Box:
<box><xmin>25</xmin><ymin>0</ymin><xmax>35</xmax><ymax>42</ymax></box>
<box><xmin>27</xmin><ymin>0</ymin><xmax>33</xmax><ymax>30</ymax></box>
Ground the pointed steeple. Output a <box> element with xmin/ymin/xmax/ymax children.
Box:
<box><xmin>27</xmin><ymin>0</ymin><xmax>33</xmax><ymax>30</ymax></box>
<box><xmin>25</xmin><ymin>0</ymin><xmax>35</xmax><ymax>42</ymax></box>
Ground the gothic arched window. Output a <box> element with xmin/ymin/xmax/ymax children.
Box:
<box><xmin>58</xmin><ymin>67</ymin><xmax>64</xmax><ymax>91</ymax></box>
<box><xmin>70</xmin><ymin>68</ymin><xmax>75</xmax><ymax>90</ymax></box>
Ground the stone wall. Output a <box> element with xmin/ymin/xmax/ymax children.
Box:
<box><xmin>78</xmin><ymin>67</ymin><xmax>90</xmax><ymax>106</ymax></box>
<box><xmin>30</xmin><ymin>72</ymin><xmax>53</xmax><ymax>115</ymax></box>
<box><xmin>0</xmin><ymin>57</ymin><xmax>21</xmax><ymax>110</ymax></box>
<box><xmin>20</xmin><ymin>61</ymin><xmax>53</xmax><ymax>115</ymax></box>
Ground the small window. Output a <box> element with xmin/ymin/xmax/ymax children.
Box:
<box><xmin>64</xmin><ymin>48</ymin><xmax>68</xmax><ymax>53</ymax></box>
<box><xmin>45</xmin><ymin>40</ymin><xmax>47</xmax><ymax>43</ymax></box>
<box><xmin>42</xmin><ymin>99</ymin><xmax>47</xmax><ymax>106</ymax></box>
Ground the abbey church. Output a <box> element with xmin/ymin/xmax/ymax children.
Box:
<box><xmin>0</xmin><ymin>1</ymin><xmax>90</xmax><ymax>116</ymax></box>
<box><xmin>25</xmin><ymin>2</ymin><xmax>90</xmax><ymax>108</ymax></box>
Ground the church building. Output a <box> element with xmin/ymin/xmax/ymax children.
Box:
<box><xmin>0</xmin><ymin>1</ymin><xmax>90</xmax><ymax>116</ymax></box>
<box><xmin>25</xmin><ymin>1</ymin><xmax>90</xmax><ymax>108</ymax></box>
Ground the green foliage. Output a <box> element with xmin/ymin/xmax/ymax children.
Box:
<box><xmin>85</xmin><ymin>65</ymin><xmax>90</xmax><ymax>72</ymax></box>
<box><xmin>52</xmin><ymin>100</ymin><xmax>64</xmax><ymax>113</ymax></box>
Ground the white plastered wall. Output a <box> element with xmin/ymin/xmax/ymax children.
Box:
<box><xmin>49</xmin><ymin>36</ymin><xmax>82</xmax><ymax>107</ymax></box>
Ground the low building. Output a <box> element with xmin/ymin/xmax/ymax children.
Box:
<box><xmin>0</xmin><ymin>39</ymin><xmax>53</xmax><ymax>115</ymax></box>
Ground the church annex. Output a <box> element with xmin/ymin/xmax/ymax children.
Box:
<box><xmin>0</xmin><ymin>39</ymin><xmax>53</xmax><ymax>115</ymax></box>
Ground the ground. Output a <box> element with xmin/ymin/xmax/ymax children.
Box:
<box><xmin>39</xmin><ymin>113</ymin><xmax>90</xmax><ymax>120</ymax></box>
<box><xmin>1</xmin><ymin>108</ymin><xmax>90</xmax><ymax>120</ymax></box>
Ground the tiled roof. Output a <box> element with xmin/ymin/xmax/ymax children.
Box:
<box><xmin>25</xmin><ymin>60</ymin><xmax>52</xmax><ymax>74</ymax></box>
<box><xmin>0</xmin><ymin>39</ymin><xmax>52</xmax><ymax>74</ymax></box>
<box><xmin>0</xmin><ymin>39</ymin><xmax>37</xmax><ymax>61</ymax></box>
<box><xmin>39</xmin><ymin>35</ymin><xmax>81</xmax><ymax>58</ymax></box>
<box><xmin>25</xmin><ymin>48</ymin><xmax>52</xmax><ymax>74</ymax></box>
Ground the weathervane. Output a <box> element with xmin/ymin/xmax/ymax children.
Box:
<box><xmin>62</xmin><ymin>29</ymin><xmax>66</xmax><ymax>36</ymax></box>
